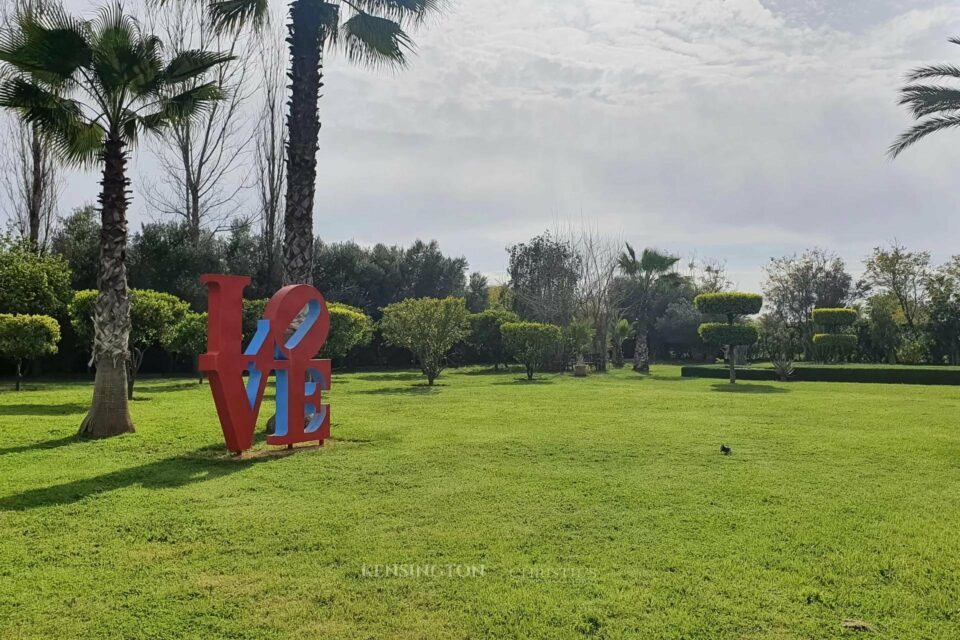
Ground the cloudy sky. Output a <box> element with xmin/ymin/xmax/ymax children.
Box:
<box><xmin>56</xmin><ymin>0</ymin><xmax>960</xmax><ymax>290</ymax></box>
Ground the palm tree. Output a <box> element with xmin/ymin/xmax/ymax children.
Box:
<box><xmin>890</xmin><ymin>37</ymin><xmax>960</xmax><ymax>157</ymax></box>
<box><xmin>618</xmin><ymin>243</ymin><xmax>680</xmax><ymax>373</ymax></box>
<box><xmin>610</xmin><ymin>318</ymin><xmax>631</xmax><ymax>368</ymax></box>
<box><xmin>0</xmin><ymin>4</ymin><xmax>230</xmax><ymax>437</ymax></box>
<box><xmin>211</xmin><ymin>0</ymin><xmax>443</xmax><ymax>285</ymax></box>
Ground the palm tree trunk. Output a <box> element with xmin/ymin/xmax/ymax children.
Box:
<box><xmin>633</xmin><ymin>321</ymin><xmax>650</xmax><ymax>373</ymax></box>
<box><xmin>78</xmin><ymin>136</ymin><xmax>134</xmax><ymax>439</ymax></box>
<box><xmin>283</xmin><ymin>0</ymin><xmax>325</xmax><ymax>287</ymax></box>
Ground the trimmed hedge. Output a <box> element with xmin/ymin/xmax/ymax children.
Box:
<box><xmin>812</xmin><ymin>333</ymin><xmax>858</xmax><ymax>348</ymax></box>
<box><xmin>694</xmin><ymin>292</ymin><xmax>763</xmax><ymax>317</ymax></box>
<box><xmin>698</xmin><ymin>323</ymin><xmax>759</xmax><ymax>347</ymax></box>
<box><xmin>681</xmin><ymin>365</ymin><xmax>960</xmax><ymax>386</ymax></box>
<box><xmin>812</xmin><ymin>307</ymin><xmax>858</xmax><ymax>327</ymax></box>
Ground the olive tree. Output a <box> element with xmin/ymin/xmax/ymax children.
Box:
<box><xmin>0</xmin><ymin>313</ymin><xmax>60</xmax><ymax>390</ymax></box>
<box><xmin>380</xmin><ymin>297</ymin><xmax>470</xmax><ymax>386</ymax></box>
<box><xmin>502</xmin><ymin>321</ymin><xmax>563</xmax><ymax>380</ymax></box>
<box><xmin>695</xmin><ymin>292</ymin><xmax>762</xmax><ymax>384</ymax></box>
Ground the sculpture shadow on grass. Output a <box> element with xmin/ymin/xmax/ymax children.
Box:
<box><xmin>0</xmin><ymin>444</ymin><xmax>275</xmax><ymax>512</ymax></box>
<box><xmin>710</xmin><ymin>383</ymin><xmax>789</xmax><ymax>394</ymax></box>
<box><xmin>0</xmin><ymin>434</ymin><xmax>84</xmax><ymax>457</ymax></box>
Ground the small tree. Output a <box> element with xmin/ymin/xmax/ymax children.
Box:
<box><xmin>0</xmin><ymin>238</ymin><xmax>72</xmax><ymax>316</ymax></box>
<box><xmin>695</xmin><ymin>292</ymin><xmax>762</xmax><ymax>384</ymax></box>
<box><xmin>320</xmin><ymin>303</ymin><xmax>374</xmax><ymax>362</ymax></box>
<box><xmin>811</xmin><ymin>308</ymin><xmax>858</xmax><ymax>363</ymax></box>
<box><xmin>0</xmin><ymin>313</ymin><xmax>60</xmax><ymax>390</ymax></box>
<box><xmin>162</xmin><ymin>311</ymin><xmax>207</xmax><ymax>383</ymax></box>
<box><xmin>610</xmin><ymin>318</ymin><xmax>631</xmax><ymax>368</ymax></box>
<box><xmin>380</xmin><ymin>297</ymin><xmax>470</xmax><ymax>385</ymax></box>
<box><xmin>567</xmin><ymin>319</ymin><xmax>594</xmax><ymax>366</ymax></box>
<box><xmin>71</xmin><ymin>289</ymin><xmax>190</xmax><ymax>398</ymax></box>
<box><xmin>502</xmin><ymin>321</ymin><xmax>563</xmax><ymax>380</ymax></box>
<box><xmin>467</xmin><ymin>308</ymin><xmax>519</xmax><ymax>370</ymax></box>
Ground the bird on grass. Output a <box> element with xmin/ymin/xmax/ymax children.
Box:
<box><xmin>720</xmin><ymin>445</ymin><xmax>732</xmax><ymax>456</ymax></box>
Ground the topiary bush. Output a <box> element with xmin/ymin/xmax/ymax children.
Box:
<box><xmin>162</xmin><ymin>312</ymin><xmax>208</xmax><ymax>383</ymax></box>
<box><xmin>693</xmin><ymin>293</ymin><xmax>763</xmax><ymax>320</ymax></box>
<box><xmin>812</xmin><ymin>307</ymin><xmax>858</xmax><ymax>363</ymax></box>
<box><xmin>694</xmin><ymin>292</ymin><xmax>762</xmax><ymax>384</ymax></box>
<box><xmin>501</xmin><ymin>321</ymin><xmax>563</xmax><ymax>380</ymax></box>
<box><xmin>380</xmin><ymin>297</ymin><xmax>471</xmax><ymax>385</ymax></box>
<box><xmin>0</xmin><ymin>313</ymin><xmax>61</xmax><ymax>390</ymax></box>
<box><xmin>467</xmin><ymin>308</ymin><xmax>519</xmax><ymax>370</ymax></box>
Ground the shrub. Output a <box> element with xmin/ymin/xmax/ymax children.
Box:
<box><xmin>0</xmin><ymin>314</ymin><xmax>61</xmax><ymax>390</ymax></box>
<box><xmin>71</xmin><ymin>289</ymin><xmax>190</xmax><ymax>397</ymax></box>
<box><xmin>322</xmin><ymin>303</ymin><xmax>374</xmax><ymax>361</ymax></box>
<box><xmin>501</xmin><ymin>322</ymin><xmax>563</xmax><ymax>380</ymax></box>
<box><xmin>380</xmin><ymin>297</ymin><xmax>471</xmax><ymax>385</ymax></box>
<box><xmin>162</xmin><ymin>312</ymin><xmax>207</xmax><ymax>383</ymax></box>
<box><xmin>693</xmin><ymin>292</ymin><xmax>762</xmax><ymax>319</ymax></box>
<box><xmin>811</xmin><ymin>307</ymin><xmax>858</xmax><ymax>363</ymax></box>
<box><xmin>812</xmin><ymin>308</ymin><xmax>858</xmax><ymax>328</ymax></box>
<box><xmin>242</xmin><ymin>298</ymin><xmax>269</xmax><ymax>343</ymax></box>
<box><xmin>567</xmin><ymin>319</ymin><xmax>595</xmax><ymax>365</ymax></box>
<box><xmin>467</xmin><ymin>308</ymin><xmax>519</xmax><ymax>370</ymax></box>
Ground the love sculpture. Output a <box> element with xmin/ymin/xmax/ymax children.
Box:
<box><xmin>199</xmin><ymin>274</ymin><xmax>332</xmax><ymax>454</ymax></box>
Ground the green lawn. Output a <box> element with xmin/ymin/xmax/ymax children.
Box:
<box><xmin>1</xmin><ymin>367</ymin><xmax>959</xmax><ymax>639</ymax></box>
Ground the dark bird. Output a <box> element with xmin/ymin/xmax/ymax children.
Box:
<box><xmin>720</xmin><ymin>445</ymin><xmax>732</xmax><ymax>456</ymax></box>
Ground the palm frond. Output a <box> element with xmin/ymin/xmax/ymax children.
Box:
<box><xmin>350</xmin><ymin>0</ymin><xmax>446</xmax><ymax>26</ymax></box>
<box><xmin>162</xmin><ymin>50</ymin><xmax>234</xmax><ymax>85</ymax></box>
<box><xmin>640</xmin><ymin>249</ymin><xmax>680</xmax><ymax>274</ymax></box>
<box><xmin>898</xmin><ymin>84</ymin><xmax>960</xmax><ymax>118</ymax></box>
<box><xmin>889</xmin><ymin>114</ymin><xmax>960</xmax><ymax>158</ymax></box>
<box><xmin>0</xmin><ymin>77</ymin><xmax>102</xmax><ymax>166</ymax></box>
<box><xmin>141</xmin><ymin>80</ymin><xmax>223</xmax><ymax>129</ymax></box>
<box><xmin>338</xmin><ymin>12</ymin><xmax>412</xmax><ymax>68</ymax></box>
<box><xmin>208</xmin><ymin>0</ymin><xmax>269</xmax><ymax>31</ymax></box>
<box><xmin>0</xmin><ymin>8</ymin><xmax>91</xmax><ymax>87</ymax></box>
<box><xmin>618</xmin><ymin>242</ymin><xmax>639</xmax><ymax>275</ymax></box>
<box><xmin>906</xmin><ymin>63</ymin><xmax>960</xmax><ymax>82</ymax></box>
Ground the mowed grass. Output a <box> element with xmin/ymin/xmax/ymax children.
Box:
<box><xmin>1</xmin><ymin>367</ymin><xmax>959</xmax><ymax>639</ymax></box>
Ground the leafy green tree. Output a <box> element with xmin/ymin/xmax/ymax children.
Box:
<box><xmin>507</xmin><ymin>232</ymin><xmax>580</xmax><ymax>326</ymax></box>
<box><xmin>926</xmin><ymin>267</ymin><xmax>960</xmax><ymax>365</ymax></box>
<box><xmin>0</xmin><ymin>4</ymin><xmax>229</xmax><ymax>437</ymax></box>
<box><xmin>466</xmin><ymin>272</ymin><xmax>490</xmax><ymax>313</ymax></box>
<box><xmin>128</xmin><ymin>222</ymin><xmax>224</xmax><ymax>310</ymax></box>
<box><xmin>502</xmin><ymin>322</ymin><xmax>563</xmax><ymax>380</ymax></box>
<box><xmin>380</xmin><ymin>297</ymin><xmax>470</xmax><ymax>385</ymax></box>
<box><xmin>467</xmin><ymin>308</ymin><xmax>519</xmax><ymax>370</ymax></box>
<box><xmin>0</xmin><ymin>313</ymin><xmax>60</xmax><ymax>390</ymax></box>
<box><xmin>50</xmin><ymin>205</ymin><xmax>100</xmax><ymax>290</ymax></box>
<box><xmin>321</xmin><ymin>303</ymin><xmax>374</xmax><ymax>362</ymax></box>
<box><xmin>890</xmin><ymin>38</ymin><xmax>960</xmax><ymax>157</ymax></box>
<box><xmin>71</xmin><ymin>289</ymin><xmax>190</xmax><ymax>399</ymax></box>
<box><xmin>610</xmin><ymin>318</ymin><xmax>631</xmax><ymax>368</ymax></box>
<box><xmin>865</xmin><ymin>294</ymin><xmax>902</xmax><ymax>364</ymax></box>
<box><xmin>207</xmin><ymin>0</ymin><xmax>443</xmax><ymax>286</ymax></box>
<box><xmin>762</xmin><ymin>249</ymin><xmax>854</xmax><ymax>359</ymax></box>
<box><xmin>0</xmin><ymin>237</ymin><xmax>71</xmax><ymax>317</ymax></box>
<box><xmin>617</xmin><ymin>243</ymin><xmax>681</xmax><ymax>372</ymax></box>
<box><xmin>864</xmin><ymin>243</ymin><xmax>930</xmax><ymax>329</ymax></box>
<box><xmin>695</xmin><ymin>292</ymin><xmax>762</xmax><ymax>384</ymax></box>
<box><xmin>162</xmin><ymin>311</ymin><xmax>208</xmax><ymax>383</ymax></box>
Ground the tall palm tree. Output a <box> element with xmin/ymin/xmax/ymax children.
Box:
<box><xmin>890</xmin><ymin>36</ymin><xmax>960</xmax><ymax>157</ymax></box>
<box><xmin>0</xmin><ymin>4</ymin><xmax>230</xmax><ymax>437</ymax></box>
<box><xmin>618</xmin><ymin>243</ymin><xmax>680</xmax><ymax>373</ymax></box>
<box><xmin>211</xmin><ymin>0</ymin><xmax>443</xmax><ymax>285</ymax></box>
